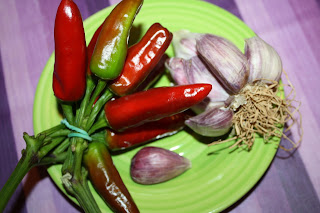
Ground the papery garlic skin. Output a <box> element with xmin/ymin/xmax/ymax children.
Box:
<box><xmin>185</xmin><ymin>107</ymin><xmax>233</xmax><ymax>137</ymax></box>
<box><xmin>130</xmin><ymin>147</ymin><xmax>191</xmax><ymax>185</ymax></box>
<box><xmin>245</xmin><ymin>36</ymin><xmax>283</xmax><ymax>83</ymax></box>
<box><xmin>166</xmin><ymin>56</ymin><xmax>230</xmax><ymax>113</ymax></box>
<box><xmin>165</xmin><ymin>57</ymin><xmax>189</xmax><ymax>85</ymax></box>
<box><xmin>186</xmin><ymin>56</ymin><xmax>230</xmax><ymax>103</ymax></box>
<box><xmin>197</xmin><ymin>34</ymin><xmax>249</xmax><ymax>95</ymax></box>
<box><xmin>172</xmin><ymin>30</ymin><xmax>202</xmax><ymax>60</ymax></box>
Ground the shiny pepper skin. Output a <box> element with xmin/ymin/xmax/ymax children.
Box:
<box><xmin>104</xmin><ymin>84</ymin><xmax>212</xmax><ymax>131</ymax></box>
<box><xmin>87</xmin><ymin>23</ymin><xmax>103</xmax><ymax>75</ymax></box>
<box><xmin>83</xmin><ymin>142</ymin><xmax>139</xmax><ymax>213</ymax></box>
<box><xmin>106</xmin><ymin>112</ymin><xmax>189</xmax><ymax>151</ymax></box>
<box><xmin>109</xmin><ymin>23</ymin><xmax>173</xmax><ymax>96</ymax></box>
<box><xmin>90</xmin><ymin>0</ymin><xmax>144</xmax><ymax>80</ymax></box>
<box><xmin>135</xmin><ymin>54</ymin><xmax>169</xmax><ymax>92</ymax></box>
<box><xmin>53</xmin><ymin>0</ymin><xmax>86</xmax><ymax>102</ymax></box>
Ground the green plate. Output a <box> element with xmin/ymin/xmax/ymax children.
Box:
<box><xmin>33</xmin><ymin>0</ymin><xmax>280</xmax><ymax>212</ymax></box>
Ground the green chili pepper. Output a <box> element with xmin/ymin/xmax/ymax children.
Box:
<box><xmin>90</xmin><ymin>0</ymin><xmax>143</xmax><ymax>80</ymax></box>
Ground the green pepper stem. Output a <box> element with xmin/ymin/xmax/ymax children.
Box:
<box><xmin>85</xmin><ymin>89</ymin><xmax>113</xmax><ymax>132</ymax></box>
<box><xmin>0</xmin><ymin>134</ymin><xmax>38</xmax><ymax>212</ymax></box>
<box><xmin>52</xmin><ymin>138</ymin><xmax>70</xmax><ymax>155</ymax></box>
<box><xmin>61</xmin><ymin>138</ymin><xmax>101</xmax><ymax>212</ymax></box>
<box><xmin>0</xmin><ymin>127</ymin><xmax>70</xmax><ymax>212</ymax></box>
<box><xmin>75</xmin><ymin>77</ymin><xmax>95</xmax><ymax>126</ymax></box>
<box><xmin>88</xmin><ymin>112</ymin><xmax>109</xmax><ymax>135</ymax></box>
<box><xmin>38</xmin><ymin>137</ymin><xmax>67</xmax><ymax>159</ymax></box>
<box><xmin>36</xmin><ymin>152</ymin><xmax>68</xmax><ymax>166</ymax></box>
<box><xmin>71</xmin><ymin>169</ymin><xmax>101</xmax><ymax>213</ymax></box>
<box><xmin>60</xmin><ymin>102</ymin><xmax>74</xmax><ymax>124</ymax></box>
<box><xmin>83</xmin><ymin>80</ymin><xmax>108</xmax><ymax>122</ymax></box>
<box><xmin>40</xmin><ymin>123</ymin><xmax>65</xmax><ymax>136</ymax></box>
<box><xmin>73</xmin><ymin>139</ymin><xmax>87</xmax><ymax>180</ymax></box>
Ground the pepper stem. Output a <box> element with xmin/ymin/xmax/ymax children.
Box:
<box><xmin>71</xmin><ymin>169</ymin><xmax>101</xmax><ymax>213</ymax></box>
<box><xmin>75</xmin><ymin>77</ymin><xmax>95</xmax><ymax>126</ymax></box>
<box><xmin>87</xmin><ymin>110</ymin><xmax>109</xmax><ymax>135</ymax></box>
<box><xmin>0</xmin><ymin>125</ymin><xmax>69</xmax><ymax>212</ymax></box>
<box><xmin>61</xmin><ymin>138</ymin><xmax>101</xmax><ymax>213</ymax></box>
<box><xmin>85</xmin><ymin>89</ymin><xmax>113</xmax><ymax>131</ymax></box>
<box><xmin>60</xmin><ymin>102</ymin><xmax>74</xmax><ymax>124</ymax></box>
<box><xmin>0</xmin><ymin>149</ymin><xmax>34</xmax><ymax>212</ymax></box>
<box><xmin>82</xmin><ymin>80</ymin><xmax>108</xmax><ymax>124</ymax></box>
<box><xmin>0</xmin><ymin>132</ymin><xmax>44</xmax><ymax>212</ymax></box>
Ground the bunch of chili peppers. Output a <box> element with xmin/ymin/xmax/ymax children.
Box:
<box><xmin>0</xmin><ymin>0</ymin><xmax>212</xmax><ymax>212</ymax></box>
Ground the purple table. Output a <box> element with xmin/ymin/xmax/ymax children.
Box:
<box><xmin>1</xmin><ymin>0</ymin><xmax>319</xmax><ymax>212</ymax></box>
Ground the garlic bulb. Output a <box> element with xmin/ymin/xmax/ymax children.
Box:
<box><xmin>169</xmin><ymin>30</ymin><xmax>285</xmax><ymax>143</ymax></box>
<box><xmin>197</xmin><ymin>34</ymin><xmax>249</xmax><ymax>95</ymax></box>
<box><xmin>245</xmin><ymin>36</ymin><xmax>283</xmax><ymax>83</ymax></box>
<box><xmin>130</xmin><ymin>147</ymin><xmax>191</xmax><ymax>184</ymax></box>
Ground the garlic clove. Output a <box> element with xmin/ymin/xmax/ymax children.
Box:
<box><xmin>165</xmin><ymin>57</ymin><xmax>189</xmax><ymax>85</ymax></box>
<box><xmin>185</xmin><ymin>106</ymin><xmax>233</xmax><ymax>137</ymax></box>
<box><xmin>245</xmin><ymin>36</ymin><xmax>283</xmax><ymax>83</ymax></box>
<box><xmin>172</xmin><ymin>30</ymin><xmax>203</xmax><ymax>60</ymax></box>
<box><xmin>186</xmin><ymin>56</ymin><xmax>230</xmax><ymax>103</ymax></box>
<box><xmin>197</xmin><ymin>34</ymin><xmax>249</xmax><ymax>95</ymax></box>
<box><xmin>191</xmin><ymin>100</ymin><xmax>225</xmax><ymax>115</ymax></box>
<box><xmin>130</xmin><ymin>147</ymin><xmax>191</xmax><ymax>184</ymax></box>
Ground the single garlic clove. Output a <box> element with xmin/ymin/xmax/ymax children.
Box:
<box><xmin>185</xmin><ymin>106</ymin><xmax>233</xmax><ymax>137</ymax></box>
<box><xmin>191</xmin><ymin>100</ymin><xmax>225</xmax><ymax>115</ymax></box>
<box><xmin>197</xmin><ymin>34</ymin><xmax>249</xmax><ymax>95</ymax></box>
<box><xmin>130</xmin><ymin>146</ymin><xmax>191</xmax><ymax>184</ymax></box>
<box><xmin>172</xmin><ymin>30</ymin><xmax>203</xmax><ymax>60</ymax></box>
<box><xmin>186</xmin><ymin>56</ymin><xmax>230</xmax><ymax>103</ymax></box>
<box><xmin>165</xmin><ymin>57</ymin><xmax>189</xmax><ymax>85</ymax></box>
<box><xmin>245</xmin><ymin>36</ymin><xmax>283</xmax><ymax>83</ymax></box>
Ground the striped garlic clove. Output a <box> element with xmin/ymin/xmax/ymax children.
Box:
<box><xmin>185</xmin><ymin>106</ymin><xmax>233</xmax><ymax>137</ymax></box>
<box><xmin>130</xmin><ymin>147</ymin><xmax>191</xmax><ymax>184</ymax></box>
<box><xmin>245</xmin><ymin>36</ymin><xmax>283</xmax><ymax>83</ymax></box>
<box><xmin>197</xmin><ymin>34</ymin><xmax>249</xmax><ymax>95</ymax></box>
<box><xmin>186</xmin><ymin>56</ymin><xmax>230</xmax><ymax>103</ymax></box>
<box><xmin>165</xmin><ymin>57</ymin><xmax>189</xmax><ymax>85</ymax></box>
<box><xmin>172</xmin><ymin>30</ymin><xmax>203</xmax><ymax>60</ymax></box>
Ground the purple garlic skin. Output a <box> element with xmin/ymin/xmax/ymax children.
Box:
<box><xmin>245</xmin><ymin>36</ymin><xmax>283</xmax><ymax>83</ymax></box>
<box><xmin>186</xmin><ymin>56</ymin><xmax>230</xmax><ymax>103</ymax></box>
<box><xmin>185</xmin><ymin>107</ymin><xmax>233</xmax><ymax>137</ymax></box>
<box><xmin>197</xmin><ymin>34</ymin><xmax>249</xmax><ymax>95</ymax></box>
<box><xmin>172</xmin><ymin>30</ymin><xmax>202</xmax><ymax>60</ymax></box>
<box><xmin>165</xmin><ymin>57</ymin><xmax>189</xmax><ymax>85</ymax></box>
<box><xmin>130</xmin><ymin>147</ymin><xmax>191</xmax><ymax>185</ymax></box>
<box><xmin>166</xmin><ymin>56</ymin><xmax>229</xmax><ymax>113</ymax></box>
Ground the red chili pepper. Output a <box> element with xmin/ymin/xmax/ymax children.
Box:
<box><xmin>104</xmin><ymin>84</ymin><xmax>212</xmax><ymax>131</ymax></box>
<box><xmin>87</xmin><ymin>23</ymin><xmax>103</xmax><ymax>75</ymax></box>
<box><xmin>83</xmin><ymin>142</ymin><xmax>139</xmax><ymax>213</ymax></box>
<box><xmin>135</xmin><ymin>54</ymin><xmax>168</xmax><ymax>92</ymax></box>
<box><xmin>106</xmin><ymin>112</ymin><xmax>189</xmax><ymax>151</ymax></box>
<box><xmin>109</xmin><ymin>23</ymin><xmax>173</xmax><ymax>96</ymax></box>
<box><xmin>53</xmin><ymin>0</ymin><xmax>86</xmax><ymax>102</ymax></box>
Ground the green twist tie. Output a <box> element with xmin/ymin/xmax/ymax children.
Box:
<box><xmin>61</xmin><ymin>119</ymin><xmax>92</xmax><ymax>141</ymax></box>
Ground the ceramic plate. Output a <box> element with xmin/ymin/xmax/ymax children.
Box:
<box><xmin>33</xmin><ymin>0</ymin><xmax>280</xmax><ymax>212</ymax></box>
